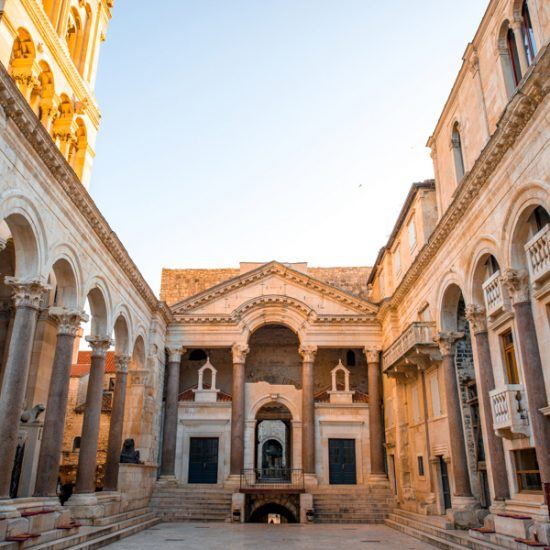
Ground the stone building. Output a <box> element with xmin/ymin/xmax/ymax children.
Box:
<box><xmin>0</xmin><ymin>0</ymin><xmax>547</xmax><ymax>548</ymax></box>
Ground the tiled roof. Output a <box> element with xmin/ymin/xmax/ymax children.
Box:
<box><xmin>178</xmin><ymin>384</ymin><xmax>232</xmax><ymax>403</ymax></box>
<box><xmin>71</xmin><ymin>350</ymin><xmax>116</xmax><ymax>377</ymax></box>
<box><xmin>314</xmin><ymin>383</ymin><xmax>369</xmax><ymax>404</ymax></box>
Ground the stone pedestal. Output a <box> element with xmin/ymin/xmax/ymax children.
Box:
<box><xmin>300</xmin><ymin>493</ymin><xmax>314</xmax><ymax>523</ymax></box>
<box><xmin>231</xmin><ymin>492</ymin><xmax>245</xmax><ymax>523</ymax></box>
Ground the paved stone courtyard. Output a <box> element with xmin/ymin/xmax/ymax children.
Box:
<box><xmin>104</xmin><ymin>522</ymin><xmax>434</xmax><ymax>549</ymax></box>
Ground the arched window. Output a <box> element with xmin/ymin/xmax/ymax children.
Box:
<box><xmin>451</xmin><ymin>123</ymin><xmax>465</xmax><ymax>182</ymax></box>
<box><xmin>506</xmin><ymin>28</ymin><xmax>522</xmax><ymax>85</ymax></box>
<box><xmin>520</xmin><ymin>1</ymin><xmax>536</xmax><ymax>66</ymax></box>
<box><xmin>72</xmin><ymin>436</ymin><xmax>81</xmax><ymax>451</ymax></box>
<box><xmin>189</xmin><ymin>349</ymin><xmax>207</xmax><ymax>362</ymax></box>
<box><xmin>346</xmin><ymin>350</ymin><xmax>356</xmax><ymax>367</ymax></box>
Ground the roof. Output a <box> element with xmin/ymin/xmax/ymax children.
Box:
<box><xmin>178</xmin><ymin>384</ymin><xmax>232</xmax><ymax>403</ymax></box>
<box><xmin>314</xmin><ymin>383</ymin><xmax>369</xmax><ymax>404</ymax></box>
<box><xmin>71</xmin><ymin>350</ymin><xmax>116</xmax><ymax>377</ymax></box>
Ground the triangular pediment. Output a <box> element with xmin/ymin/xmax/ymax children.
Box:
<box><xmin>170</xmin><ymin>261</ymin><xmax>378</xmax><ymax>319</ymax></box>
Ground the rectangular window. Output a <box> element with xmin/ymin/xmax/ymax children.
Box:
<box><xmin>417</xmin><ymin>455</ymin><xmax>425</xmax><ymax>477</ymax></box>
<box><xmin>408</xmin><ymin>218</ymin><xmax>417</xmax><ymax>250</ymax></box>
<box><xmin>430</xmin><ymin>373</ymin><xmax>442</xmax><ymax>417</ymax></box>
<box><xmin>514</xmin><ymin>449</ymin><xmax>542</xmax><ymax>493</ymax></box>
<box><xmin>501</xmin><ymin>330</ymin><xmax>520</xmax><ymax>384</ymax></box>
<box><xmin>394</xmin><ymin>246</ymin><xmax>401</xmax><ymax>275</ymax></box>
<box><xmin>411</xmin><ymin>385</ymin><xmax>420</xmax><ymax>422</ymax></box>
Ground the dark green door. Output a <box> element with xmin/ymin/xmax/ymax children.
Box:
<box><xmin>188</xmin><ymin>437</ymin><xmax>218</xmax><ymax>484</ymax></box>
<box><xmin>329</xmin><ymin>439</ymin><xmax>356</xmax><ymax>485</ymax></box>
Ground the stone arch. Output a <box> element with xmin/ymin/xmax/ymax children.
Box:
<box><xmin>112</xmin><ymin>310</ymin><xmax>131</xmax><ymax>356</ymax></box>
<box><xmin>248</xmin><ymin>497</ymin><xmax>298</xmax><ymax>523</ymax></box>
<box><xmin>439</xmin><ymin>282</ymin><xmax>465</xmax><ymax>332</ymax></box>
<box><xmin>46</xmin><ymin>243</ymin><xmax>84</xmax><ymax>307</ymax></box>
<box><xmin>249</xmin><ymin>395</ymin><xmax>299</xmax><ymax>422</ymax></box>
<box><xmin>130</xmin><ymin>335</ymin><xmax>146</xmax><ymax>371</ymax></box>
<box><xmin>8</xmin><ymin>28</ymin><xmax>36</xmax><ymax>93</ymax></box>
<box><xmin>84</xmin><ymin>278</ymin><xmax>111</xmax><ymax>336</ymax></box>
<box><xmin>48</xmin><ymin>257</ymin><xmax>79</xmax><ymax>308</ymax></box>
<box><xmin>32</xmin><ymin>60</ymin><xmax>55</xmax><ymax>124</ymax></box>
<box><xmin>465</xmin><ymin>238</ymin><xmax>503</xmax><ymax>307</ymax></box>
<box><xmin>497</xmin><ymin>18</ymin><xmax>522</xmax><ymax>97</ymax></box>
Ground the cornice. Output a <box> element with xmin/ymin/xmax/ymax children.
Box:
<box><xmin>17</xmin><ymin>0</ymin><xmax>101</xmax><ymax>128</ymax></box>
<box><xmin>0</xmin><ymin>63</ymin><xmax>161</xmax><ymax>314</ymax></box>
<box><xmin>389</xmin><ymin>44</ymin><xmax>549</xmax><ymax>309</ymax></box>
<box><xmin>171</xmin><ymin>261</ymin><xmax>378</xmax><ymax>316</ymax></box>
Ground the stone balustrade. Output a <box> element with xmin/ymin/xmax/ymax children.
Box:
<box><xmin>383</xmin><ymin>322</ymin><xmax>437</xmax><ymax>371</ymax></box>
<box><xmin>525</xmin><ymin>224</ymin><xmax>550</xmax><ymax>288</ymax></box>
<box><xmin>489</xmin><ymin>384</ymin><xmax>530</xmax><ymax>439</ymax></box>
<box><xmin>482</xmin><ymin>270</ymin><xmax>508</xmax><ymax>317</ymax></box>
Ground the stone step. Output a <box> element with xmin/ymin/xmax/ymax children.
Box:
<box><xmin>90</xmin><ymin>507</ymin><xmax>151</xmax><ymax>527</ymax></box>
<box><xmin>385</xmin><ymin>514</ymin><xmax>503</xmax><ymax>550</ymax></box>
<box><xmin>385</xmin><ymin>518</ymin><xmax>467</xmax><ymax>550</ymax></box>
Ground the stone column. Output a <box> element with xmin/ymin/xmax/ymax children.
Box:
<box><xmin>160</xmin><ymin>347</ymin><xmax>185</xmax><ymax>478</ymax></box>
<box><xmin>34</xmin><ymin>308</ymin><xmax>87</xmax><ymax>497</ymax></box>
<box><xmin>436</xmin><ymin>331</ymin><xmax>473</xmax><ymax>498</ymax></box>
<box><xmin>465</xmin><ymin>305</ymin><xmax>509</xmax><ymax>502</ymax></box>
<box><xmin>501</xmin><ymin>269</ymin><xmax>550</xmax><ymax>506</ymax></box>
<box><xmin>299</xmin><ymin>345</ymin><xmax>317</xmax><ymax>475</ymax></box>
<box><xmin>364</xmin><ymin>348</ymin><xmax>386</xmax><ymax>479</ymax></box>
<box><xmin>74</xmin><ymin>336</ymin><xmax>112</xmax><ymax>494</ymax></box>
<box><xmin>103</xmin><ymin>354</ymin><xmax>131</xmax><ymax>491</ymax></box>
<box><xmin>0</xmin><ymin>277</ymin><xmax>49</xmax><ymax>499</ymax></box>
<box><xmin>230</xmin><ymin>344</ymin><xmax>249</xmax><ymax>475</ymax></box>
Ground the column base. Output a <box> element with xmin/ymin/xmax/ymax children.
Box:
<box><xmin>0</xmin><ymin>498</ymin><xmax>19</xmax><ymax>519</ymax></box>
<box><xmin>304</xmin><ymin>473</ymin><xmax>318</xmax><ymax>490</ymax></box>
<box><xmin>447</xmin><ymin>496</ymin><xmax>483</xmax><ymax>529</ymax></box>
<box><xmin>66</xmin><ymin>492</ymin><xmax>121</xmax><ymax>524</ymax></box>
<box><xmin>368</xmin><ymin>473</ymin><xmax>389</xmax><ymax>485</ymax></box>
<box><xmin>224</xmin><ymin>475</ymin><xmax>241</xmax><ymax>490</ymax></box>
<box><xmin>157</xmin><ymin>475</ymin><xmax>178</xmax><ymax>485</ymax></box>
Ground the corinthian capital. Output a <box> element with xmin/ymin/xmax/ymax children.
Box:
<box><xmin>435</xmin><ymin>331</ymin><xmax>464</xmax><ymax>356</ymax></box>
<box><xmin>363</xmin><ymin>347</ymin><xmax>381</xmax><ymax>365</ymax></box>
<box><xmin>49</xmin><ymin>306</ymin><xmax>88</xmax><ymax>336</ymax></box>
<box><xmin>5</xmin><ymin>276</ymin><xmax>51</xmax><ymax>310</ymax></box>
<box><xmin>166</xmin><ymin>347</ymin><xmax>186</xmax><ymax>363</ymax></box>
<box><xmin>86</xmin><ymin>335</ymin><xmax>113</xmax><ymax>358</ymax></box>
<box><xmin>464</xmin><ymin>304</ymin><xmax>487</xmax><ymax>334</ymax></box>
<box><xmin>499</xmin><ymin>269</ymin><xmax>530</xmax><ymax>304</ymax></box>
<box><xmin>114</xmin><ymin>354</ymin><xmax>131</xmax><ymax>374</ymax></box>
<box><xmin>299</xmin><ymin>345</ymin><xmax>317</xmax><ymax>363</ymax></box>
<box><xmin>232</xmin><ymin>344</ymin><xmax>249</xmax><ymax>364</ymax></box>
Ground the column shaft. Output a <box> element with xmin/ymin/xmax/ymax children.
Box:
<box><xmin>160</xmin><ymin>356</ymin><xmax>182</xmax><ymax>477</ymax></box>
<box><xmin>0</xmin><ymin>279</ymin><xmax>47</xmax><ymax>499</ymax></box>
<box><xmin>103</xmin><ymin>356</ymin><xmax>129</xmax><ymax>491</ymax></box>
<box><xmin>367</xmin><ymin>357</ymin><xmax>385</xmax><ymax>476</ymax></box>
<box><xmin>299</xmin><ymin>345</ymin><xmax>316</xmax><ymax>475</ymax></box>
<box><xmin>230</xmin><ymin>361</ymin><xmax>245</xmax><ymax>475</ymax></box>
<box><xmin>74</xmin><ymin>338</ymin><xmax>111</xmax><ymax>494</ymax></box>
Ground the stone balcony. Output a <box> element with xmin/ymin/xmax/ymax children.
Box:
<box><xmin>382</xmin><ymin>322</ymin><xmax>439</xmax><ymax>375</ymax></box>
<box><xmin>525</xmin><ymin>224</ymin><xmax>550</xmax><ymax>289</ymax></box>
<box><xmin>489</xmin><ymin>384</ymin><xmax>530</xmax><ymax>439</ymax></box>
<box><xmin>482</xmin><ymin>270</ymin><xmax>510</xmax><ymax>318</ymax></box>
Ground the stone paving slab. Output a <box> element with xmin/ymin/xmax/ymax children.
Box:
<box><xmin>103</xmin><ymin>522</ymin><xmax>436</xmax><ymax>549</ymax></box>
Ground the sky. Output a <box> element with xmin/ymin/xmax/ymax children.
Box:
<box><xmin>90</xmin><ymin>0</ymin><xmax>489</xmax><ymax>296</ymax></box>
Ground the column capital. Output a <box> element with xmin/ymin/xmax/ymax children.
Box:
<box><xmin>232</xmin><ymin>343</ymin><xmax>249</xmax><ymax>364</ymax></box>
<box><xmin>166</xmin><ymin>346</ymin><xmax>186</xmax><ymax>363</ymax></box>
<box><xmin>500</xmin><ymin>268</ymin><xmax>530</xmax><ymax>304</ymax></box>
<box><xmin>114</xmin><ymin>354</ymin><xmax>131</xmax><ymax>374</ymax></box>
<box><xmin>86</xmin><ymin>335</ymin><xmax>113</xmax><ymax>358</ymax></box>
<box><xmin>435</xmin><ymin>331</ymin><xmax>464</xmax><ymax>356</ymax></box>
<box><xmin>299</xmin><ymin>345</ymin><xmax>317</xmax><ymax>363</ymax></box>
<box><xmin>4</xmin><ymin>276</ymin><xmax>51</xmax><ymax>310</ymax></box>
<box><xmin>49</xmin><ymin>306</ymin><xmax>88</xmax><ymax>336</ymax></box>
<box><xmin>363</xmin><ymin>347</ymin><xmax>381</xmax><ymax>365</ymax></box>
<box><xmin>464</xmin><ymin>304</ymin><xmax>487</xmax><ymax>334</ymax></box>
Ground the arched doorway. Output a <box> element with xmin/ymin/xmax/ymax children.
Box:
<box><xmin>255</xmin><ymin>402</ymin><xmax>292</xmax><ymax>481</ymax></box>
<box><xmin>249</xmin><ymin>502</ymin><xmax>297</xmax><ymax>523</ymax></box>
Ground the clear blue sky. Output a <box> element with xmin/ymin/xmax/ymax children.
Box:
<box><xmin>90</xmin><ymin>0</ymin><xmax>488</xmax><ymax>295</ymax></box>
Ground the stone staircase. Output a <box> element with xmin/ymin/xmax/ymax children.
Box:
<box><xmin>0</xmin><ymin>507</ymin><xmax>158</xmax><ymax>550</ymax></box>
<box><xmin>312</xmin><ymin>486</ymin><xmax>395</xmax><ymax>524</ymax></box>
<box><xmin>151</xmin><ymin>484</ymin><xmax>233</xmax><ymax>522</ymax></box>
<box><xmin>385</xmin><ymin>509</ymin><xmax>505</xmax><ymax>549</ymax></box>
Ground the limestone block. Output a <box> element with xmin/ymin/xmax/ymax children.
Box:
<box><xmin>0</xmin><ymin>518</ymin><xmax>7</xmax><ymax>540</ymax></box>
<box><xmin>300</xmin><ymin>493</ymin><xmax>314</xmax><ymax>523</ymax></box>
<box><xmin>231</xmin><ymin>493</ymin><xmax>245</xmax><ymax>523</ymax></box>
<box><xmin>494</xmin><ymin>514</ymin><xmax>533</xmax><ymax>539</ymax></box>
<box><xmin>26</xmin><ymin>511</ymin><xmax>56</xmax><ymax>533</ymax></box>
<box><xmin>534</xmin><ymin>522</ymin><xmax>550</xmax><ymax>545</ymax></box>
<box><xmin>54</xmin><ymin>509</ymin><xmax>73</xmax><ymax>528</ymax></box>
<box><xmin>6</xmin><ymin>517</ymin><xmax>29</xmax><ymax>537</ymax></box>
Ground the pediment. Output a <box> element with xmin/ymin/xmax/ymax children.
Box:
<box><xmin>171</xmin><ymin>262</ymin><xmax>378</xmax><ymax>320</ymax></box>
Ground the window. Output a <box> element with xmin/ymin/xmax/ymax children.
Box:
<box><xmin>393</xmin><ymin>246</ymin><xmax>401</xmax><ymax>275</ymax></box>
<box><xmin>531</xmin><ymin>205</ymin><xmax>550</xmax><ymax>233</ymax></box>
<box><xmin>507</xmin><ymin>28</ymin><xmax>522</xmax><ymax>85</ymax></box>
<box><xmin>189</xmin><ymin>349</ymin><xmax>207</xmax><ymax>361</ymax></box>
<box><xmin>501</xmin><ymin>330</ymin><xmax>519</xmax><ymax>384</ymax></box>
<box><xmin>514</xmin><ymin>448</ymin><xmax>541</xmax><ymax>493</ymax></box>
<box><xmin>417</xmin><ymin>455</ymin><xmax>425</xmax><ymax>477</ymax></box>
<box><xmin>72</xmin><ymin>436</ymin><xmax>81</xmax><ymax>451</ymax></box>
<box><xmin>484</xmin><ymin>255</ymin><xmax>500</xmax><ymax>279</ymax></box>
<box><xmin>430</xmin><ymin>373</ymin><xmax>442</xmax><ymax>417</ymax></box>
<box><xmin>451</xmin><ymin>123</ymin><xmax>465</xmax><ymax>182</ymax></box>
<box><xmin>521</xmin><ymin>1</ymin><xmax>536</xmax><ymax>66</ymax></box>
<box><xmin>108</xmin><ymin>377</ymin><xmax>115</xmax><ymax>392</ymax></box>
<box><xmin>408</xmin><ymin>217</ymin><xmax>416</xmax><ymax>250</ymax></box>
<box><xmin>346</xmin><ymin>350</ymin><xmax>356</xmax><ymax>367</ymax></box>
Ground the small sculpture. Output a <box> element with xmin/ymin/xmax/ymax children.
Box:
<box><xmin>119</xmin><ymin>438</ymin><xmax>141</xmax><ymax>464</ymax></box>
<box><xmin>20</xmin><ymin>404</ymin><xmax>45</xmax><ymax>423</ymax></box>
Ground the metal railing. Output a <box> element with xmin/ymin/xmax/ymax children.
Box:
<box><xmin>240</xmin><ymin>468</ymin><xmax>304</xmax><ymax>492</ymax></box>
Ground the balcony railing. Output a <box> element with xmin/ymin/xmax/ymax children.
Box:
<box><xmin>240</xmin><ymin>468</ymin><xmax>304</xmax><ymax>493</ymax></box>
<box><xmin>525</xmin><ymin>224</ymin><xmax>550</xmax><ymax>288</ymax></box>
<box><xmin>489</xmin><ymin>384</ymin><xmax>530</xmax><ymax>439</ymax></box>
<box><xmin>383</xmin><ymin>321</ymin><xmax>437</xmax><ymax>371</ymax></box>
<box><xmin>482</xmin><ymin>270</ymin><xmax>509</xmax><ymax>318</ymax></box>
